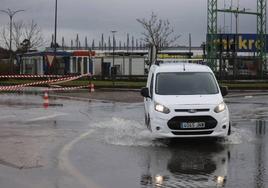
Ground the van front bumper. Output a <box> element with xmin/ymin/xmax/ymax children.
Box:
<box><xmin>150</xmin><ymin>111</ymin><xmax>229</xmax><ymax>138</ymax></box>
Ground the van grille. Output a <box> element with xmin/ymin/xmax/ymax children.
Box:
<box><xmin>167</xmin><ymin>116</ymin><xmax>217</xmax><ymax>130</ymax></box>
<box><xmin>175</xmin><ymin>109</ymin><xmax>210</xmax><ymax>113</ymax></box>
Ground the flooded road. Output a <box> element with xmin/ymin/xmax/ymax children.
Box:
<box><xmin>0</xmin><ymin>93</ymin><xmax>267</xmax><ymax>188</ymax></box>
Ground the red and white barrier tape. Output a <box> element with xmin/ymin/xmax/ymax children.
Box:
<box><xmin>0</xmin><ymin>74</ymin><xmax>80</xmax><ymax>79</ymax></box>
<box><xmin>0</xmin><ymin>85</ymin><xmax>90</xmax><ymax>92</ymax></box>
<box><xmin>45</xmin><ymin>85</ymin><xmax>88</xmax><ymax>91</ymax></box>
<box><xmin>0</xmin><ymin>73</ymin><xmax>91</xmax><ymax>91</ymax></box>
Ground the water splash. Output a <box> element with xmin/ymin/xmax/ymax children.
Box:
<box><xmin>222</xmin><ymin>126</ymin><xmax>254</xmax><ymax>145</ymax></box>
<box><xmin>91</xmin><ymin>117</ymin><xmax>256</xmax><ymax>147</ymax></box>
<box><xmin>91</xmin><ymin>117</ymin><xmax>166</xmax><ymax>147</ymax></box>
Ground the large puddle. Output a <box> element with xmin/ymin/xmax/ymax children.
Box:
<box><xmin>0</xmin><ymin>93</ymin><xmax>267</xmax><ymax>188</ymax></box>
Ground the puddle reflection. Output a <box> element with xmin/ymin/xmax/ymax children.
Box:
<box><xmin>254</xmin><ymin>120</ymin><xmax>267</xmax><ymax>188</ymax></box>
<box><xmin>256</xmin><ymin>120</ymin><xmax>266</xmax><ymax>136</ymax></box>
<box><xmin>140</xmin><ymin>139</ymin><xmax>230</xmax><ymax>188</ymax></box>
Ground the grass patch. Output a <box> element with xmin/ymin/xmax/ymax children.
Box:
<box><xmin>1</xmin><ymin>78</ymin><xmax>268</xmax><ymax>90</ymax></box>
<box><xmin>61</xmin><ymin>80</ymin><xmax>146</xmax><ymax>88</ymax></box>
<box><xmin>220</xmin><ymin>82</ymin><xmax>268</xmax><ymax>89</ymax></box>
<box><xmin>0</xmin><ymin>79</ymin><xmax>146</xmax><ymax>89</ymax></box>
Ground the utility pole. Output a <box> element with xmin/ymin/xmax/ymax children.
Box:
<box><xmin>217</xmin><ymin>3</ymin><xmax>261</xmax><ymax>79</ymax></box>
<box><xmin>54</xmin><ymin>0</ymin><xmax>58</xmax><ymax>60</ymax></box>
<box><xmin>127</xmin><ymin>33</ymin><xmax>130</xmax><ymax>52</ymax></box>
<box><xmin>101</xmin><ymin>33</ymin><xmax>104</xmax><ymax>50</ymax></box>
<box><xmin>207</xmin><ymin>0</ymin><xmax>218</xmax><ymax>71</ymax></box>
<box><xmin>111</xmin><ymin>30</ymin><xmax>117</xmax><ymax>85</ymax></box>
<box><xmin>111</xmin><ymin>31</ymin><xmax>117</xmax><ymax>68</ymax></box>
<box><xmin>257</xmin><ymin>0</ymin><xmax>267</xmax><ymax>77</ymax></box>
<box><xmin>231</xmin><ymin>0</ymin><xmax>233</xmax><ymax>33</ymax></box>
<box><xmin>0</xmin><ymin>9</ymin><xmax>24</xmax><ymax>73</ymax></box>
<box><xmin>189</xmin><ymin>33</ymin><xmax>192</xmax><ymax>57</ymax></box>
<box><xmin>234</xmin><ymin>6</ymin><xmax>239</xmax><ymax>79</ymax></box>
<box><xmin>224</xmin><ymin>0</ymin><xmax>226</xmax><ymax>33</ymax></box>
<box><xmin>208</xmin><ymin>0</ymin><xmax>267</xmax><ymax>78</ymax></box>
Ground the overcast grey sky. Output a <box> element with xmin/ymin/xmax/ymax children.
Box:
<box><xmin>0</xmin><ymin>0</ymin><xmax>259</xmax><ymax>48</ymax></box>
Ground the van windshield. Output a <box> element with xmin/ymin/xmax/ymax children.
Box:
<box><xmin>155</xmin><ymin>72</ymin><xmax>219</xmax><ymax>95</ymax></box>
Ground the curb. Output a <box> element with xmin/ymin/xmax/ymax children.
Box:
<box><xmin>48</xmin><ymin>94</ymin><xmax>129</xmax><ymax>104</ymax></box>
<box><xmin>226</xmin><ymin>89</ymin><xmax>268</xmax><ymax>98</ymax></box>
<box><xmin>98</xmin><ymin>88</ymin><xmax>140</xmax><ymax>92</ymax></box>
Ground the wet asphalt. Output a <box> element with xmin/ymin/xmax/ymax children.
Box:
<box><xmin>0</xmin><ymin>92</ymin><xmax>267</xmax><ymax>188</ymax></box>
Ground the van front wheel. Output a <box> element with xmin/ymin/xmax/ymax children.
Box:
<box><xmin>145</xmin><ymin>114</ymin><xmax>149</xmax><ymax>126</ymax></box>
<box><xmin>145</xmin><ymin>114</ymin><xmax>152</xmax><ymax>132</ymax></box>
<box><xmin>228</xmin><ymin>122</ymin><xmax>232</xmax><ymax>136</ymax></box>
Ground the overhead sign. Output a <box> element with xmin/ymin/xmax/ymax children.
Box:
<box><xmin>207</xmin><ymin>34</ymin><xmax>268</xmax><ymax>52</ymax></box>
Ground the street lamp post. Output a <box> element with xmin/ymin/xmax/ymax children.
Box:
<box><xmin>54</xmin><ymin>0</ymin><xmax>58</xmax><ymax>53</ymax></box>
<box><xmin>48</xmin><ymin>0</ymin><xmax>58</xmax><ymax>74</ymax></box>
<box><xmin>0</xmin><ymin>8</ymin><xmax>24</xmax><ymax>73</ymax></box>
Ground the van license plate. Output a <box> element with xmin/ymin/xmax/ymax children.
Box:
<box><xmin>181</xmin><ymin>122</ymin><xmax>206</xmax><ymax>129</ymax></box>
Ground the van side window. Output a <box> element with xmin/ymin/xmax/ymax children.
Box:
<box><xmin>150</xmin><ymin>74</ymin><xmax>154</xmax><ymax>98</ymax></box>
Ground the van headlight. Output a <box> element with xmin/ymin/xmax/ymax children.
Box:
<box><xmin>155</xmin><ymin>175</ymin><xmax>164</xmax><ymax>185</ymax></box>
<box><xmin>155</xmin><ymin>103</ymin><xmax>170</xmax><ymax>114</ymax></box>
<box><xmin>214</xmin><ymin>102</ymin><xmax>226</xmax><ymax>113</ymax></box>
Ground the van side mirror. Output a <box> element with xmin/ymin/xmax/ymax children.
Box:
<box><xmin>220</xmin><ymin>86</ymin><xmax>228</xmax><ymax>97</ymax></box>
<box><xmin>141</xmin><ymin>87</ymin><xmax>150</xmax><ymax>98</ymax></box>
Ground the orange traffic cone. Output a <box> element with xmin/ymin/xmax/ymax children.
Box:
<box><xmin>90</xmin><ymin>83</ymin><xmax>95</xmax><ymax>92</ymax></box>
<box><xmin>43</xmin><ymin>91</ymin><xmax>49</xmax><ymax>108</ymax></box>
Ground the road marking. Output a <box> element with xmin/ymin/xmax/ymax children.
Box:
<box><xmin>244</xmin><ymin>96</ymin><xmax>253</xmax><ymax>99</ymax></box>
<box><xmin>27</xmin><ymin>113</ymin><xmax>67</xmax><ymax>122</ymax></box>
<box><xmin>58</xmin><ymin>130</ymin><xmax>102</xmax><ymax>188</ymax></box>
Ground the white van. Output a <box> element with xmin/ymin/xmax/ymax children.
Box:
<box><xmin>141</xmin><ymin>63</ymin><xmax>230</xmax><ymax>138</ymax></box>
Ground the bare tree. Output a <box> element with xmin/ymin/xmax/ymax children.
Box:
<box><xmin>12</xmin><ymin>20</ymin><xmax>24</xmax><ymax>49</ymax></box>
<box><xmin>1</xmin><ymin>26</ymin><xmax>10</xmax><ymax>49</ymax></box>
<box><xmin>23</xmin><ymin>20</ymin><xmax>44</xmax><ymax>50</ymax></box>
<box><xmin>137</xmin><ymin>12</ymin><xmax>180</xmax><ymax>65</ymax></box>
<box><xmin>1</xmin><ymin>20</ymin><xmax>45</xmax><ymax>52</ymax></box>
